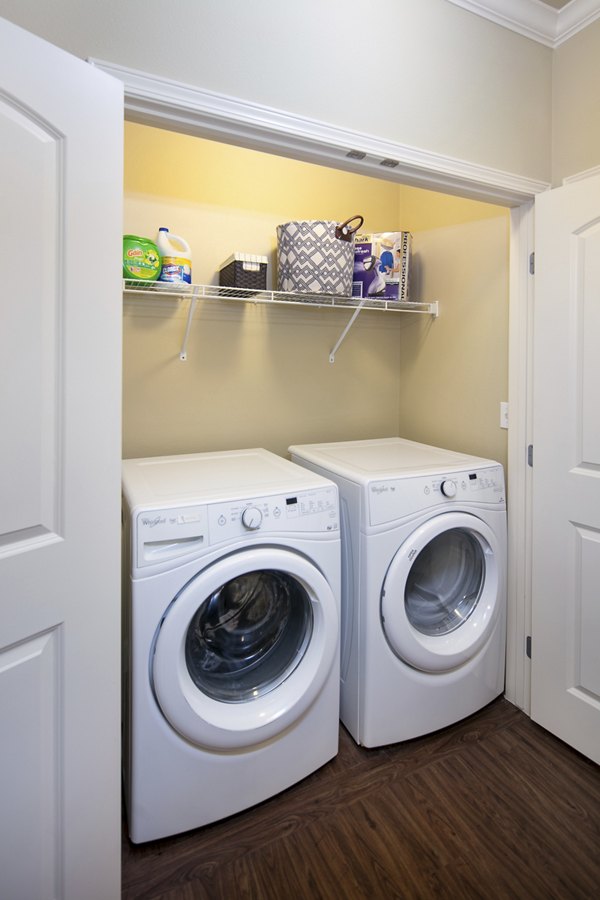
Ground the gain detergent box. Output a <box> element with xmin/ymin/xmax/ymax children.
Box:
<box><xmin>352</xmin><ymin>231</ymin><xmax>411</xmax><ymax>301</ymax></box>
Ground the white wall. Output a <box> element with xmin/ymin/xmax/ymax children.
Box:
<box><xmin>552</xmin><ymin>18</ymin><xmax>600</xmax><ymax>184</ymax></box>
<box><xmin>0</xmin><ymin>0</ymin><xmax>552</xmax><ymax>182</ymax></box>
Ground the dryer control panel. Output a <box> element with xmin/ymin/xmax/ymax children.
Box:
<box><xmin>133</xmin><ymin>486</ymin><xmax>339</xmax><ymax>569</ymax></box>
<box><xmin>368</xmin><ymin>465</ymin><xmax>505</xmax><ymax>527</ymax></box>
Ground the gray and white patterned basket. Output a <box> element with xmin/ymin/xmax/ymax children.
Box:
<box><xmin>276</xmin><ymin>215</ymin><xmax>363</xmax><ymax>296</ymax></box>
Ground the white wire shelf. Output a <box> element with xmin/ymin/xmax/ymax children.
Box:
<box><xmin>123</xmin><ymin>280</ymin><xmax>439</xmax><ymax>361</ymax></box>
<box><xmin>123</xmin><ymin>279</ymin><xmax>438</xmax><ymax>313</ymax></box>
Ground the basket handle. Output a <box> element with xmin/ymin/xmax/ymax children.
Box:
<box><xmin>335</xmin><ymin>214</ymin><xmax>364</xmax><ymax>242</ymax></box>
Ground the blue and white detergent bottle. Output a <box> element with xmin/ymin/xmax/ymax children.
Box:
<box><xmin>156</xmin><ymin>227</ymin><xmax>192</xmax><ymax>285</ymax></box>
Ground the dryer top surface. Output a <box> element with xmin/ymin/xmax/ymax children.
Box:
<box><xmin>122</xmin><ymin>447</ymin><xmax>333</xmax><ymax>509</ymax></box>
<box><xmin>289</xmin><ymin>437</ymin><xmax>500</xmax><ymax>484</ymax></box>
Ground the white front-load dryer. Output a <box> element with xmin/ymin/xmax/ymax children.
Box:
<box><xmin>289</xmin><ymin>437</ymin><xmax>506</xmax><ymax>747</ymax></box>
<box><xmin>122</xmin><ymin>449</ymin><xmax>340</xmax><ymax>843</ymax></box>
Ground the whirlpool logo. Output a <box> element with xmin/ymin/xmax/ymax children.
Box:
<box><xmin>371</xmin><ymin>484</ymin><xmax>389</xmax><ymax>494</ymax></box>
<box><xmin>141</xmin><ymin>515</ymin><xmax>166</xmax><ymax>528</ymax></box>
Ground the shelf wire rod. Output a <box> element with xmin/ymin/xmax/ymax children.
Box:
<box><xmin>329</xmin><ymin>297</ymin><xmax>368</xmax><ymax>363</ymax></box>
<box><xmin>179</xmin><ymin>286</ymin><xmax>201</xmax><ymax>361</ymax></box>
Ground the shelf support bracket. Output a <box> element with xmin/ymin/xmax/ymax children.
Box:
<box><xmin>329</xmin><ymin>298</ymin><xmax>367</xmax><ymax>364</ymax></box>
<box><xmin>179</xmin><ymin>286</ymin><xmax>200</xmax><ymax>361</ymax></box>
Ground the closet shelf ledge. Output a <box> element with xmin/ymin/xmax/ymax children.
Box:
<box><xmin>122</xmin><ymin>280</ymin><xmax>439</xmax><ymax>362</ymax></box>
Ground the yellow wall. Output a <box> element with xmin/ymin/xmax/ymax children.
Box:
<box><xmin>123</xmin><ymin>123</ymin><xmax>509</xmax><ymax>470</ymax></box>
<box><xmin>397</xmin><ymin>186</ymin><xmax>510</xmax><ymax>470</ymax></box>
<box><xmin>124</xmin><ymin>123</ymin><xmax>402</xmax><ymax>288</ymax></box>
<box><xmin>398</xmin><ymin>215</ymin><xmax>509</xmax><ymax>470</ymax></box>
<box><xmin>123</xmin><ymin>123</ymin><xmax>406</xmax><ymax>459</ymax></box>
<box><xmin>399</xmin><ymin>185</ymin><xmax>508</xmax><ymax>231</ymax></box>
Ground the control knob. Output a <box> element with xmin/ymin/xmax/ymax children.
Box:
<box><xmin>241</xmin><ymin>506</ymin><xmax>263</xmax><ymax>530</ymax></box>
<box><xmin>440</xmin><ymin>480</ymin><xmax>457</xmax><ymax>498</ymax></box>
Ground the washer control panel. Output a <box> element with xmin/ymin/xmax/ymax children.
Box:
<box><xmin>209</xmin><ymin>486</ymin><xmax>339</xmax><ymax>541</ymax></box>
<box><xmin>369</xmin><ymin>465</ymin><xmax>505</xmax><ymax>527</ymax></box>
<box><xmin>134</xmin><ymin>485</ymin><xmax>339</xmax><ymax>568</ymax></box>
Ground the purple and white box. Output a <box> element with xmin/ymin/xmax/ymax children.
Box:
<box><xmin>353</xmin><ymin>231</ymin><xmax>411</xmax><ymax>301</ymax></box>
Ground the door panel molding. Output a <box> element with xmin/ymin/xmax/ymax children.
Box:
<box><xmin>0</xmin><ymin>94</ymin><xmax>64</xmax><ymax>553</ymax></box>
<box><xmin>0</xmin><ymin>628</ymin><xmax>61</xmax><ymax>899</ymax></box>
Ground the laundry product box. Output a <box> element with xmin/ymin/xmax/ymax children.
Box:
<box><xmin>219</xmin><ymin>253</ymin><xmax>268</xmax><ymax>291</ymax></box>
<box><xmin>352</xmin><ymin>232</ymin><xmax>411</xmax><ymax>301</ymax></box>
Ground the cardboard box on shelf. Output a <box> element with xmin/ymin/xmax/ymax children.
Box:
<box><xmin>353</xmin><ymin>232</ymin><xmax>411</xmax><ymax>301</ymax></box>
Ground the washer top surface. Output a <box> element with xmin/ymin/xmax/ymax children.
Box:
<box><xmin>290</xmin><ymin>437</ymin><xmax>499</xmax><ymax>484</ymax></box>
<box><xmin>122</xmin><ymin>448</ymin><xmax>331</xmax><ymax>509</ymax></box>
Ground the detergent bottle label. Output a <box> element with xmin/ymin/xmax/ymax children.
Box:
<box><xmin>159</xmin><ymin>256</ymin><xmax>192</xmax><ymax>284</ymax></box>
<box><xmin>122</xmin><ymin>236</ymin><xmax>161</xmax><ymax>281</ymax></box>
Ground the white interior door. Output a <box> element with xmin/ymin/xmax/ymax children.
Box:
<box><xmin>531</xmin><ymin>172</ymin><xmax>600</xmax><ymax>764</ymax></box>
<box><xmin>0</xmin><ymin>17</ymin><xmax>123</xmax><ymax>899</ymax></box>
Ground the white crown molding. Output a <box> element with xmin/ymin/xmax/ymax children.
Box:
<box><xmin>563</xmin><ymin>163</ymin><xmax>600</xmax><ymax>184</ymax></box>
<box><xmin>89</xmin><ymin>59</ymin><xmax>549</xmax><ymax>207</ymax></box>
<box><xmin>446</xmin><ymin>0</ymin><xmax>600</xmax><ymax>48</ymax></box>
<box><xmin>557</xmin><ymin>0</ymin><xmax>600</xmax><ymax>43</ymax></box>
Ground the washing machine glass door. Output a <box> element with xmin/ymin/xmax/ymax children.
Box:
<box><xmin>185</xmin><ymin>569</ymin><xmax>313</xmax><ymax>703</ymax></box>
<box><xmin>152</xmin><ymin>547</ymin><xmax>338</xmax><ymax>750</ymax></box>
<box><xmin>381</xmin><ymin>512</ymin><xmax>500</xmax><ymax>672</ymax></box>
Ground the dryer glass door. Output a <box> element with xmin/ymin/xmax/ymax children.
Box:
<box><xmin>381</xmin><ymin>512</ymin><xmax>501</xmax><ymax>673</ymax></box>
<box><xmin>404</xmin><ymin>528</ymin><xmax>484</xmax><ymax>637</ymax></box>
<box><xmin>185</xmin><ymin>569</ymin><xmax>313</xmax><ymax>703</ymax></box>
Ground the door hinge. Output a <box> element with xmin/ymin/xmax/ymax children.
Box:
<box><xmin>527</xmin><ymin>444</ymin><xmax>534</xmax><ymax>467</ymax></box>
<box><xmin>529</xmin><ymin>252</ymin><xmax>535</xmax><ymax>275</ymax></box>
<box><xmin>526</xmin><ymin>635</ymin><xmax>532</xmax><ymax>659</ymax></box>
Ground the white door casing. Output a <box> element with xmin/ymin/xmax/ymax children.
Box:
<box><xmin>96</xmin><ymin>58</ymin><xmax>539</xmax><ymax>713</ymax></box>
<box><xmin>531</xmin><ymin>172</ymin><xmax>600</xmax><ymax>764</ymax></box>
<box><xmin>0</xmin><ymin>17</ymin><xmax>123</xmax><ymax>900</ymax></box>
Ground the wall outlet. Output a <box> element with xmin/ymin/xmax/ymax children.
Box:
<box><xmin>500</xmin><ymin>402</ymin><xmax>509</xmax><ymax>429</ymax></box>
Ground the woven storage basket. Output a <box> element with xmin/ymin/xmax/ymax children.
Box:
<box><xmin>219</xmin><ymin>254</ymin><xmax>267</xmax><ymax>291</ymax></box>
<box><xmin>276</xmin><ymin>215</ymin><xmax>363</xmax><ymax>296</ymax></box>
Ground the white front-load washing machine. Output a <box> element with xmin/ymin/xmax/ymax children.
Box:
<box><xmin>121</xmin><ymin>448</ymin><xmax>340</xmax><ymax>843</ymax></box>
<box><xmin>289</xmin><ymin>437</ymin><xmax>506</xmax><ymax>747</ymax></box>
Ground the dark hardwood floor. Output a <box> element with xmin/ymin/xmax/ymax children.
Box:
<box><xmin>122</xmin><ymin>699</ymin><xmax>600</xmax><ymax>899</ymax></box>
